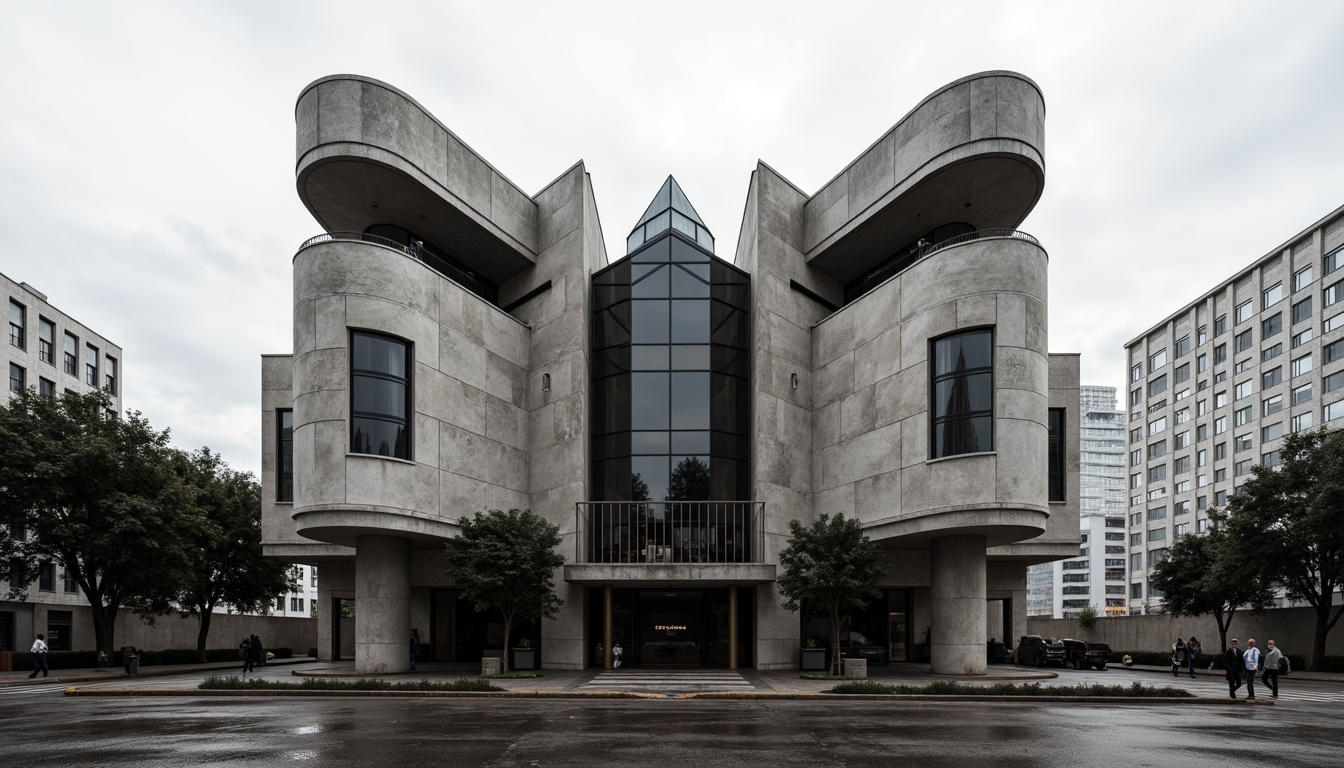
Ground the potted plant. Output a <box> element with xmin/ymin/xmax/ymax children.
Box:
<box><xmin>800</xmin><ymin>637</ymin><xmax>827</xmax><ymax>671</ymax></box>
<box><xmin>512</xmin><ymin>637</ymin><xmax>537</xmax><ymax>671</ymax></box>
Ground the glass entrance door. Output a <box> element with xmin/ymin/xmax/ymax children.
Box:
<box><xmin>639</xmin><ymin>591</ymin><xmax>703</xmax><ymax>666</ymax></box>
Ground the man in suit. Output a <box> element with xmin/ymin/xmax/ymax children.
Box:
<box><xmin>1224</xmin><ymin>638</ymin><xmax>1244</xmax><ymax>700</ymax></box>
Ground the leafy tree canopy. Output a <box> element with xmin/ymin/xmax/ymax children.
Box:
<box><xmin>444</xmin><ymin>509</ymin><xmax>564</xmax><ymax>672</ymax></box>
<box><xmin>0</xmin><ymin>389</ymin><xmax>197</xmax><ymax>652</ymax></box>
<box><xmin>1223</xmin><ymin>429</ymin><xmax>1344</xmax><ymax>669</ymax></box>
<box><xmin>777</xmin><ymin>513</ymin><xmax>886</xmax><ymax>674</ymax></box>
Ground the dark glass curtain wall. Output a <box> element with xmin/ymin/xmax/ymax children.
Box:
<box><xmin>592</xmin><ymin>232</ymin><xmax>751</xmax><ymax>502</ymax></box>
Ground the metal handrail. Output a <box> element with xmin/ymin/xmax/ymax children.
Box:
<box><xmin>845</xmin><ymin>229</ymin><xmax>1041</xmax><ymax>305</ymax></box>
<box><xmin>297</xmin><ymin>231</ymin><xmax>499</xmax><ymax>305</ymax></box>
<box><xmin>576</xmin><ymin>501</ymin><xmax>765</xmax><ymax>564</ymax></box>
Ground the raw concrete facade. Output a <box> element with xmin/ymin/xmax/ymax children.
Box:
<box><xmin>262</xmin><ymin>72</ymin><xmax>1079</xmax><ymax>675</ymax></box>
<box><xmin>1124</xmin><ymin>204</ymin><xmax>1344</xmax><ymax>613</ymax></box>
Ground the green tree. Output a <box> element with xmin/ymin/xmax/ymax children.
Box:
<box><xmin>444</xmin><ymin>509</ymin><xmax>564</xmax><ymax>673</ymax></box>
<box><xmin>1149</xmin><ymin>520</ymin><xmax>1273</xmax><ymax>655</ymax></box>
<box><xmin>1223</xmin><ymin>429</ymin><xmax>1344</xmax><ymax>670</ymax></box>
<box><xmin>777</xmin><ymin>514</ymin><xmax>886</xmax><ymax>675</ymax></box>
<box><xmin>1075</xmin><ymin>604</ymin><xmax>1099</xmax><ymax>632</ymax></box>
<box><xmin>171</xmin><ymin>448</ymin><xmax>295</xmax><ymax>661</ymax></box>
<box><xmin>0</xmin><ymin>389</ymin><xmax>195</xmax><ymax>653</ymax></box>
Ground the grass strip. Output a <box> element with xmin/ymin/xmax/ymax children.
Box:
<box><xmin>828</xmin><ymin>680</ymin><xmax>1193</xmax><ymax>697</ymax></box>
<box><xmin>200</xmin><ymin>676</ymin><xmax>503</xmax><ymax>692</ymax></box>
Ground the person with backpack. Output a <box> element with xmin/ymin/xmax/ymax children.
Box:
<box><xmin>1224</xmin><ymin>638</ymin><xmax>1244</xmax><ymax>699</ymax></box>
<box><xmin>1261</xmin><ymin>639</ymin><xmax>1283</xmax><ymax>699</ymax></box>
<box><xmin>1170</xmin><ymin>637</ymin><xmax>1186</xmax><ymax>677</ymax></box>
<box><xmin>1186</xmin><ymin>636</ymin><xmax>1201</xmax><ymax>678</ymax></box>
<box><xmin>1242</xmin><ymin>638</ymin><xmax>1262</xmax><ymax>701</ymax></box>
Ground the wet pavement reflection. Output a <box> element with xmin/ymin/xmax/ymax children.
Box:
<box><xmin>1</xmin><ymin>694</ymin><xmax>1342</xmax><ymax>767</ymax></box>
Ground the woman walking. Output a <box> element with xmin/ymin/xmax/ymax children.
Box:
<box><xmin>1171</xmin><ymin>637</ymin><xmax>1187</xmax><ymax>677</ymax></box>
<box><xmin>1186</xmin><ymin>636</ymin><xmax>1201</xmax><ymax>678</ymax></box>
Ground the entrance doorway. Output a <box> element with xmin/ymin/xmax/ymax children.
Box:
<box><xmin>331</xmin><ymin>598</ymin><xmax>355</xmax><ymax>661</ymax></box>
<box><xmin>588</xmin><ymin>587</ymin><xmax>753</xmax><ymax>668</ymax></box>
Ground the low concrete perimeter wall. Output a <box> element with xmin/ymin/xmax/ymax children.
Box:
<box><xmin>16</xmin><ymin>602</ymin><xmax>316</xmax><ymax>654</ymax></box>
<box><xmin>1028</xmin><ymin>607</ymin><xmax>1344</xmax><ymax>657</ymax></box>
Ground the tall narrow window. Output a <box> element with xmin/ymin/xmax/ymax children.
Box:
<box><xmin>349</xmin><ymin>331</ymin><xmax>411</xmax><ymax>459</ymax></box>
<box><xmin>277</xmin><ymin>409</ymin><xmax>294</xmax><ymax>502</ymax></box>
<box><xmin>38</xmin><ymin>318</ymin><xmax>54</xmax><ymax>364</ymax></box>
<box><xmin>8</xmin><ymin>362</ymin><xmax>24</xmax><ymax>393</ymax></box>
<box><xmin>63</xmin><ymin>333</ymin><xmax>78</xmax><ymax>376</ymax></box>
<box><xmin>1048</xmin><ymin>408</ymin><xmax>1065</xmax><ymax>502</ymax></box>
<box><xmin>8</xmin><ymin>300</ymin><xmax>25</xmax><ymax>349</ymax></box>
<box><xmin>105</xmin><ymin>356</ymin><xmax>118</xmax><ymax>395</ymax></box>
<box><xmin>84</xmin><ymin>344</ymin><xmax>99</xmax><ymax>386</ymax></box>
<box><xmin>930</xmin><ymin>328</ymin><xmax>993</xmax><ymax>459</ymax></box>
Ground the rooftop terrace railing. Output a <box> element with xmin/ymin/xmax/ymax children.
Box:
<box><xmin>298</xmin><ymin>231</ymin><xmax>499</xmax><ymax>306</ymax></box>
<box><xmin>576</xmin><ymin>501</ymin><xmax>765</xmax><ymax>565</ymax></box>
<box><xmin>843</xmin><ymin>228</ymin><xmax>1040</xmax><ymax>306</ymax></box>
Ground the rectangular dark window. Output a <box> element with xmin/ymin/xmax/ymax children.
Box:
<box><xmin>1325</xmin><ymin>338</ymin><xmax>1344</xmax><ymax>365</ymax></box>
<box><xmin>1214</xmin><ymin>343</ymin><xmax>1227</xmax><ymax>364</ymax></box>
<box><xmin>1215</xmin><ymin>314</ymin><xmax>1227</xmax><ymax>336</ymax></box>
<box><xmin>1295</xmin><ymin>266</ymin><xmax>1313</xmax><ymax>291</ymax></box>
<box><xmin>1262</xmin><ymin>366</ymin><xmax>1282</xmax><ymax>389</ymax></box>
<box><xmin>1235</xmin><ymin>300</ymin><xmax>1253</xmax><ymax>324</ymax></box>
<box><xmin>104</xmin><ymin>356</ymin><xmax>117</xmax><ymax>395</ymax></box>
<box><xmin>62</xmin><ymin>567</ymin><xmax>78</xmax><ymax>593</ymax></box>
<box><xmin>1048</xmin><ymin>408</ymin><xmax>1065</xmax><ymax>502</ymax></box>
<box><xmin>1263</xmin><ymin>282</ymin><xmax>1284</xmax><ymax>309</ymax></box>
<box><xmin>349</xmin><ymin>331</ymin><xmax>411</xmax><ymax>460</ymax></box>
<box><xmin>38</xmin><ymin>317</ymin><xmax>54</xmax><ymax>364</ymax></box>
<box><xmin>1148</xmin><ymin>375</ymin><xmax>1167</xmax><ymax>397</ymax></box>
<box><xmin>84</xmin><ymin>344</ymin><xmax>99</xmax><ymax>387</ymax></box>
<box><xmin>1174</xmin><ymin>335</ymin><xmax>1191</xmax><ymax>358</ymax></box>
<box><xmin>38</xmin><ymin>377</ymin><xmax>55</xmax><ymax>397</ymax></box>
<box><xmin>1325</xmin><ymin>370</ymin><xmax>1344</xmax><ymax>394</ymax></box>
<box><xmin>1326</xmin><ymin>277</ymin><xmax>1344</xmax><ymax>308</ymax></box>
<box><xmin>1174</xmin><ymin>363</ymin><xmax>1190</xmax><ymax>385</ymax></box>
<box><xmin>38</xmin><ymin>562</ymin><xmax>55</xmax><ymax>591</ymax></box>
<box><xmin>63</xmin><ymin>333</ymin><xmax>78</xmax><ymax>376</ymax></box>
<box><xmin>1292</xmin><ymin>297</ymin><xmax>1313</xmax><ymax>324</ymax></box>
<box><xmin>277</xmin><ymin>409</ymin><xmax>294</xmax><ymax>502</ymax></box>
<box><xmin>930</xmin><ymin>329</ymin><xmax>993</xmax><ymax>459</ymax></box>
<box><xmin>1234</xmin><ymin>329</ymin><xmax>1253</xmax><ymax>353</ymax></box>
<box><xmin>8</xmin><ymin>362</ymin><xmax>23</xmax><ymax>393</ymax></box>
<box><xmin>1261</xmin><ymin>312</ymin><xmax>1282</xmax><ymax>339</ymax></box>
<box><xmin>9</xmin><ymin>299</ymin><xmax>25</xmax><ymax>349</ymax></box>
<box><xmin>1327</xmin><ymin>245</ymin><xmax>1342</xmax><ymax>276</ymax></box>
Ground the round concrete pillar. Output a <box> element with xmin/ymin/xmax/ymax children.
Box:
<box><xmin>355</xmin><ymin>534</ymin><xmax>411</xmax><ymax>673</ymax></box>
<box><xmin>930</xmin><ymin>534</ymin><xmax>987</xmax><ymax>675</ymax></box>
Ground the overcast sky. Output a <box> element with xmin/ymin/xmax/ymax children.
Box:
<box><xmin>2</xmin><ymin>1</ymin><xmax>1342</xmax><ymax>477</ymax></box>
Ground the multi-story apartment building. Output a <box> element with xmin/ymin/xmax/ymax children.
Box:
<box><xmin>1125</xmin><ymin>204</ymin><xmax>1344</xmax><ymax>614</ymax></box>
<box><xmin>261</xmin><ymin>71</ymin><xmax>1082</xmax><ymax>675</ymax></box>
<box><xmin>1027</xmin><ymin>386</ymin><xmax>1127</xmax><ymax>618</ymax></box>
<box><xmin>2</xmin><ymin>271</ymin><xmax>124</xmax><ymax>653</ymax></box>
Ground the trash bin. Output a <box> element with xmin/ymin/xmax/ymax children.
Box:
<box><xmin>127</xmin><ymin>655</ymin><xmax>140</xmax><ymax>676</ymax></box>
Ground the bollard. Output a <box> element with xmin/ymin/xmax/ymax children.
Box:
<box><xmin>843</xmin><ymin>658</ymin><xmax>868</xmax><ymax>679</ymax></box>
<box><xmin>481</xmin><ymin>657</ymin><xmax>501</xmax><ymax>677</ymax></box>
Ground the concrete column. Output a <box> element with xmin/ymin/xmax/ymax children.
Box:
<box><xmin>728</xmin><ymin>585</ymin><xmax>739</xmax><ymax>670</ymax></box>
<box><xmin>355</xmin><ymin>535</ymin><xmax>411</xmax><ymax>673</ymax></box>
<box><xmin>603</xmin><ymin>585</ymin><xmax>613</xmax><ymax>670</ymax></box>
<box><xmin>930</xmin><ymin>534</ymin><xmax>987</xmax><ymax>675</ymax></box>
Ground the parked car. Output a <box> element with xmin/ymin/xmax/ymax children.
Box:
<box><xmin>1042</xmin><ymin>640</ymin><xmax>1068</xmax><ymax>667</ymax></box>
<box><xmin>1081</xmin><ymin>642</ymin><xmax>1111</xmax><ymax>670</ymax></box>
<box><xmin>1017</xmin><ymin>635</ymin><xmax>1049</xmax><ymax>666</ymax></box>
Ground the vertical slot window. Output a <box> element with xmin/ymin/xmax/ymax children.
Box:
<box><xmin>930</xmin><ymin>328</ymin><xmax>994</xmax><ymax>459</ymax></box>
<box><xmin>278</xmin><ymin>409</ymin><xmax>294</xmax><ymax>502</ymax></box>
<box><xmin>349</xmin><ymin>331</ymin><xmax>411</xmax><ymax>460</ymax></box>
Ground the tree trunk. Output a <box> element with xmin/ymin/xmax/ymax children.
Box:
<box><xmin>831</xmin><ymin>603</ymin><xmax>843</xmax><ymax>677</ymax></box>
<box><xmin>1311</xmin><ymin>593</ymin><xmax>1334</xmax><ymax>671</ymax></box>
<box><xmin>1212</xmin><ymin>607</ymin><xmax>1231</xmax><ymax>658</ymax></box>
<box><xmin>501</xmin><ymin>612</ymin><xmax>512</xmax><ymax>675</ymax></box>
<box><xmin>197</xmin><ymin>609</ymin><xmax>213</xmax><ymax>663</ymax></box>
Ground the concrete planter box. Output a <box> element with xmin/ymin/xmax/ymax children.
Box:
<box><xmin>800</xmin><ymin>648</ymin><xmax>827</xmax><ymax>671</ymax></box>
<box><xmin>512</xmin><ymin>648</ymin><xmax>537</xmax><ymax>670</ymax></box>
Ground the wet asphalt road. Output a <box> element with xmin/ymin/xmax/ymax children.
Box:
<box><xmin>2</xmin><ymin>695</ymin><xmax>1343</xmax><ymax>767</ymax></box>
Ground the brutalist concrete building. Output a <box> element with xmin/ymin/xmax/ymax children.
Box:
<box><xmin>1124</xmin><ymin>204</ymin><xmax>1344</xmax><ymax>614</ymax></box>
<box><xmin>260</xmin><ymin>71</ymin><xmax>1080</xmax><ymax>675</ymax></box>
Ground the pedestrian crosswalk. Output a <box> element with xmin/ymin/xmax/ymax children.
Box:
<box><xmin>576</xmin><ymin>669</ymin><xmax>755</xmax><ymax>694</ymax></box>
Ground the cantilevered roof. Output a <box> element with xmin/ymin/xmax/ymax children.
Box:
<box><xmin>626</xmin><ymin>175</ymin><xmax>715</xmax><ymax>254</ymax></box>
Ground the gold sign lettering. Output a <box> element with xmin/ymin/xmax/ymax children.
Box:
<box><xmin>654</xmin><ymin>624</ymin><xmax>687</xmax><ymax>631</ymax></box>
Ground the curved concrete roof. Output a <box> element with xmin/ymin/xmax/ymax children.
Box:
<box><xmin>295</xmin><ymin>75</ymin><xmax>540</xmax><ymax>284</ymax></box>
<box><xmin>802</xmin><ymin>71</ymin><xmax>1046</xmax><ymax>283</ymax></box>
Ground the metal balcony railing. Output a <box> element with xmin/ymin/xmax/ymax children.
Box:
<box><xmin>298</xmin><ymin>231</ymin><xmax>499</xmax><ymax>306</ymax></box>
<box><xmin>576</xmin><ymin>501</ymin><xmax>765</xmax><ymax>564</ymax></box>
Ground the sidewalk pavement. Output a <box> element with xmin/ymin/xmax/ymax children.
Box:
<box><xmin>0</xmin><ymin>656</ymin><xmax>315</xmax><ymax>687</ymax></box>
<box><xmin>1121</xmin><ymin>662</ymin><xmax>1344</xmax><ymax>684</ymax></box>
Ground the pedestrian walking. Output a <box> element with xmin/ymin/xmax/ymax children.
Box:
<box><xmin>1243</xmin><ymin>638</ymin><xmax>1262</xmax><ymax>700</ymax></box>
<box><xmin>1171</xmin><ymin>637</ymin><xmax>1187</xmax><ymax>677</ymax></box>
<box><xmin>613</xmin><ymin>641</ymin><xmax>623</xmax><ymax>668</ymax></box>
<box><xmin>1261</xmin><ymin>639</ymin><xmax>1282</xmax><ymax>699</ymax></box>
<box><xmin>1224</xmin><ymin>638</ymin><xmax>1244</xmax><ymax>699</ymax></box>
<box><xmin>409</xmin><ymin>629</ymin><xmax>420</xmax><ymax>672</ymax></box>
<box><xmin>240</xmin><ymin>636</ymin><xmax>254</xmax><ymax>675</ymax></box>
<box><xmin>1186</xmin><ymin>636</ymin><xmax>1201</xmax><ymax>678</ymax></box>
<box><xmin>27</xmin><ymin>633</ymin><xmax>49</xmax><ymax>679</ymax></box>
<box><xmin>250</xmin><ymin>634</ymin><xmax>265</xmax><ymax>667</ymax></box>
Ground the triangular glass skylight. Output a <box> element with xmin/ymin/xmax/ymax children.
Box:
<box><xmin>627</xmin><ymin>175</ymin><xmax>714</xmax><ymax>255</ymax></box>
